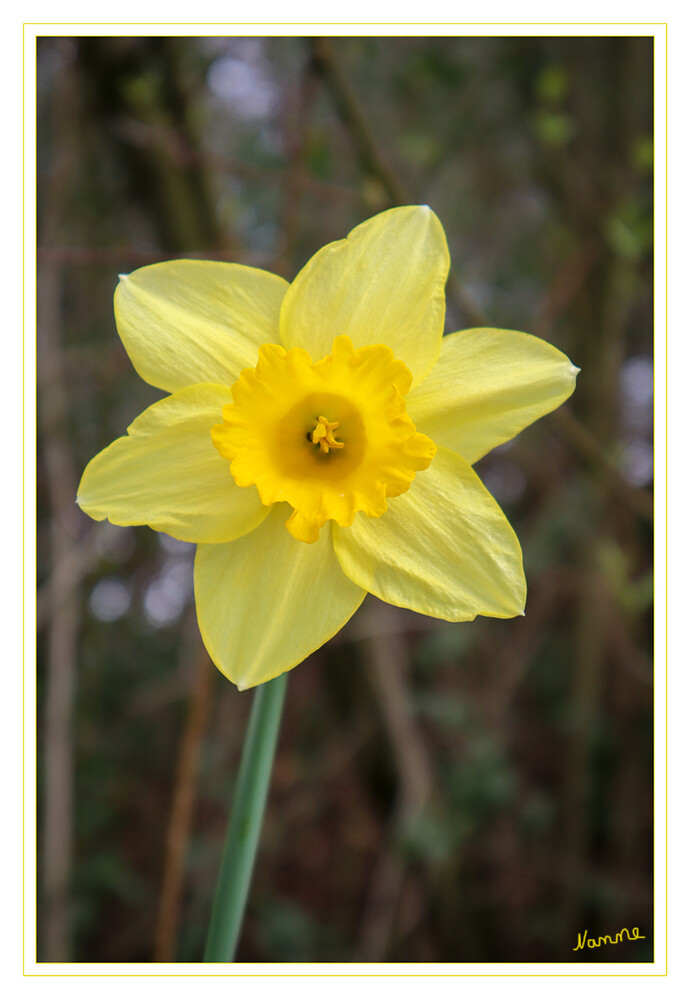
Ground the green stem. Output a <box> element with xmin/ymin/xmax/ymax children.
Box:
<box><xmin>203</xmin><ymin>673</ymin><xmax>288</xmax><ymax>962</ymax></box>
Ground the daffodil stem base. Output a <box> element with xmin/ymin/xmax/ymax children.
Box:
<box><xmin>203</xmin><ymin>672</ymin><xmax>287</xmax><ymax>962</ymax></box>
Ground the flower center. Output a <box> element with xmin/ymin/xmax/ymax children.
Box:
<box><xmin>211</xmin><ymin>335</ymin><xmax>437</xmax><ymax>543</ymax></box>
<box><xmin>310</xmin><ymin>416</ymin><xmax>344</xmax><ymax>453</ymax></box>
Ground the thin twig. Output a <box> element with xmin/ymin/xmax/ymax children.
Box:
<box><xmin>550</xmin><ymin>407</ymin><xmax>653</xmax><ymax>522</ymax></box>
<box><xmin>154</xmin><ymin>632</ymin><xmax>214</xmax><ymax>961</ymax></box>
<box><xmin>36</xmin><ymin>245</ymin><xmax>277</xmax><ymax>269</ymax></box>
<box><xmin>484</xmin><ymin>566</ymin><xmax>569</xmax><ymax>728</ymax></box>
<box><xmin>112</xmin><ymin>115</ymin><xmax>360</xmax><ymax>206</ymax></box>
<box><xmin>40</xmin><ymin>265</ymin><xmax>81</xmax><ymax>962</ymax></box>
<box><xmin>309</xmin><ymin>37</ymin><xmax>410</xmax><ymax>207</ymax></box>
<box><xmin>533</xmin><ymin>240</ymin><xmax>603</xmax><ymax>340</ymax></box>
<box><xmin>37</xmin><ymin>521</ymin><xmax>122</xmax><ymax>631</ymax></box>
<box><xmin>563</xmin><ymin>554</ymin><xmax>607</xmax><ymax>937</ymax></box>
<box><xmin>38</xmin><ymin>43</ymin><xmax>81</xmax><ymax>961</ymax></box>
<box><xmin>356</xmin><ymin>602</ymin><xmax>433</xmax><ymax>961</ymax></box>
<box><xmin>273</xmin><ymin>57</ymin><xmax>317</xmax><ymax>278</ymax></box>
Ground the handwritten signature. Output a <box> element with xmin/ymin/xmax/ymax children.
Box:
<box><xmin>574</xmin><ymin>927</ymin><xmax>645</xmax><ymax>951</ymax></box>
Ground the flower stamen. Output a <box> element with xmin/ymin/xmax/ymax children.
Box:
<box><xmin>310</xmin><ymin>415</ymin><xmax>345</xmax><ymax>454</ymax></box>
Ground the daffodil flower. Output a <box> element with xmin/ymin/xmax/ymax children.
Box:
<box><xmin>77</xmin><ymin>206</ymin><xmax>578</xmax><ymax>689</ymax></box>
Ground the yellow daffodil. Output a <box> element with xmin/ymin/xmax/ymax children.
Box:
<box><xmin>77</xmin><ymin>207</ymin><xmax>578</xmax><ymax>689</ymax></box>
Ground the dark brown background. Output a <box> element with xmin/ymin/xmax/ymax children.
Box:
<box><xmin>37</xmin><ymin>35</ymin><xmax>654</xmax><ymax>964</ymax></box>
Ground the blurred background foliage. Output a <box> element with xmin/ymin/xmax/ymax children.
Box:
<box><xmin>36</xmin><ymin>34</ymin><xmax>654</xmax><ymax>964</ymax></box>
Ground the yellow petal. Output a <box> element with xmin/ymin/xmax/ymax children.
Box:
<box><xmin>77</xmin><ymin>384</ymin><xmax>269</xmax><ymax>543</ymax></box>
<box><xmin>115</xmin><ymin>260</ymin><xmax>288</xmax><ymax>392</ymax></box>
<box><xmin>280</xmin><ymin>206</ymin><xmax>449</xmax><ymax>385</ymax></box>
<box><xmin>194</xmin><ymin>508</ymin><xmax>366</xmax><ymax>688</ymax></box>
<box><xmin>333</xmin><ymin>447</ymin><xmax>525</xmax><ymax>621</ymax></box>
<box><xmin>407</xmin><ymin>328</ymin><xmax>579</xmax><ymax>464</ymax></box>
